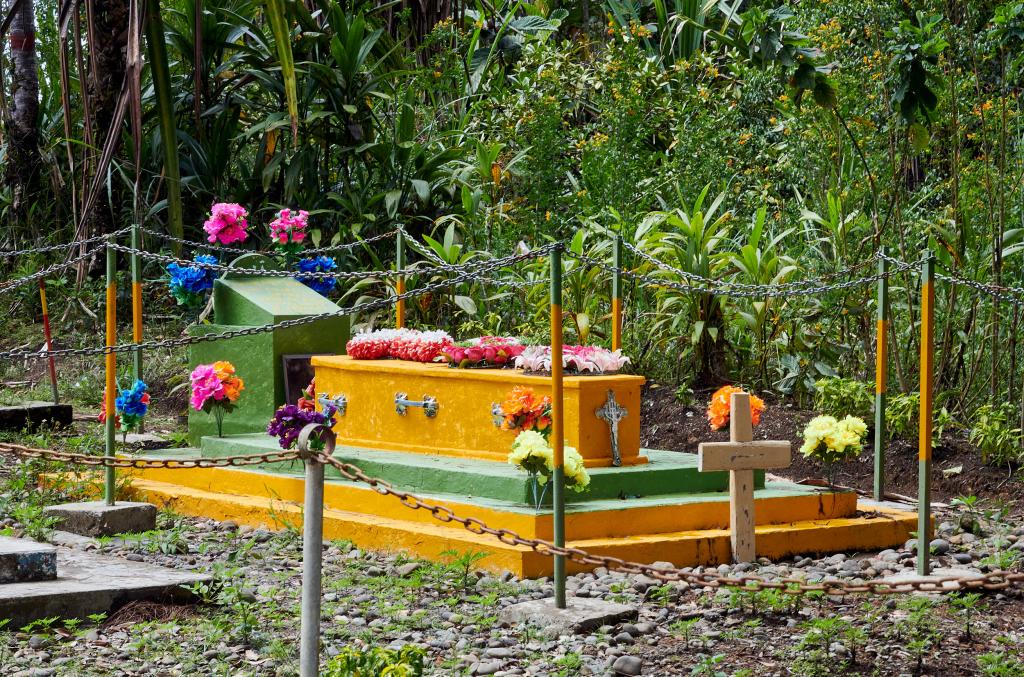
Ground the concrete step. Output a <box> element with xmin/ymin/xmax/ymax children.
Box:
<box><xmin>0</xmin><ymin>536</ymin><xmax>57</xmax><ymax>584</ymax></box>
<box><xmin>197</xmin><ymin>435</ymin><xmax>756</xmax><ymax>502</ymax></box>
<box><xmin>0</xmin><ymin>401</ymin><xmax>73</xmax><ymax>431</ymax></box>
<box><xmin>0</xmin><ymin>546</ymin><xmax>209</xmax><ymax>627</ymax></box>
<box><xmin>125</xmin><ymin>473</ymin><xmax>917</xmax><ymax>578</ymax></box>
<box><xmin>124</xmin><ymin>462</ymin><xmax>858</xmax><ymax>540</ymax></box>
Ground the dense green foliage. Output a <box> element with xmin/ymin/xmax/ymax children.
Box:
<box><xmin>2</xmin><ymin>1</ymin><xmax>1024</xmax><ymax>459</ymax></box>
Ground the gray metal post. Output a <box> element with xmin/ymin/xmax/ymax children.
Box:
<box><xmin>297</xmin><ymin>424</ymin><xmax>332</xmax><ymax>677</ymax></box>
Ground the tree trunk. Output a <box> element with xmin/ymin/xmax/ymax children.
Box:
<box><xmin>6</xmin><ymin>0</ymin><xmax>41</xmax><ymax>228</ymax></box>
<box><xmin>84</xmin><ymin>0</ymin><xmax>130</xmax><ymax>235</ymax></box>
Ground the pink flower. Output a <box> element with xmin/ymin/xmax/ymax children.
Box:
<box><xmin>190</xmin><ymin>364</ymin><xmax>226</xmax><ymax>410</ymax></box>
<box><xmin>203</xmin><ymin>203</ymin><xmax>249</xmax><ymax>245</ymax></box>
<box><xmin>269</xmin><ymin>208</ymin><xmax>309</xmax><ymax>246</ymax></box>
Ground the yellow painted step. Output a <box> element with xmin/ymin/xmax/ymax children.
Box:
<box><xmin>127</xmin><ymin>476</ymin><xmax>917</xmax><ymax>579</ymax></box>
<box><xmin>127</xmin><ymin>465</ymin><xmax>857</xmax><ymax>541</ymax></box>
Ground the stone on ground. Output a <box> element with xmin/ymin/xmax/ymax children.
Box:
<box><xmin>43</xmin><ymin>501</ymin><xmax>156</xmax><ymax>537</ymax></box>
<box><xmin>0</xmin><ymin>545</ymin><xmax>209</xmax><ymax>626</ymax></box>
<box><xmin>498</xmin><ymin>596</ymin><xmax>637</xmax><ymax>634</ymax></box>
<box><xmin>0</xmin><ymin>536</ymin><xmax>57</xmax><ymax>583</ymax></box>
<box><xmin>882</xmin><ymin>567</ymin><xmax>987</xmax><ymax>591</ymax></box>
<box><xmin>0</xmin><ymin>402</ymin><xmax>73</xmax><ymax>431</ymax></box>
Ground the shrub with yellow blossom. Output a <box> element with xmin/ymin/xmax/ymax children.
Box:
<box><xmin>799</xmin><ymin>415</ymin><xmax>868</xmax><ymax>487</ymax></box>
<box><xmin>508</xmin><ymin>430</ymin><xmax>590</xmax><ymax>509</ymax></box>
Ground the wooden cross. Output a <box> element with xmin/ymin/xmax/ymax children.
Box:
<box><xmin>698</xmin><ymin>392</ymin><xmax>791</xmax><ymax>563</ymax></box>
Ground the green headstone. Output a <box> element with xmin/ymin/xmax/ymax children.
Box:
<box><xmin>187</xmin><ymin>261</ymin><xmax>349</xmax><ymax>445</ymax></box>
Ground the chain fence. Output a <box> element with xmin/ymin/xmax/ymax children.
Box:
<box><xmin>137</xmin><ymin>225</ymin><xmax>400</xmax><ymax>257</ymax></box>
<box><xmin>0</xmin><ymin>227</ymin><xmax>132</xmax><ymax>260</ymax></box>
<box><xmin>0</xmin><ymin>246</ymin><xmax>107</xmax><ymax>293</ymax></box>
<box><xmin>0</xmin><ymin>439</ymin><xmax>1020</xmax><ymax>597</ymax></box>
<box><xmin>0</xmin><ymin>243</ymin><xmax>557</xmax><ymax>362</ymax></box>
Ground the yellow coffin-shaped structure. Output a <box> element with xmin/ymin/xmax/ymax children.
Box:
<box><xmin>312</xmin><ymin>356</ymin><xmax>647</xmax><ymax>467</ymax></box>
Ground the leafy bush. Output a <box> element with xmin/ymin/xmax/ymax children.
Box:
<box><xmin>324</xmin><ymin>645</ymin><xmax>425</xmax><ymax>677</ymax></box>
<box><xmin>813</xmin><ymin>377</ymin><xmax>872</xmax><ymax>419</ymax></box>
<box><xmin>886</xmin><ymin>392</ymin><xmax>919</xmax><ymax>440</ymax></box>
<box><xmin>969</xmin><ymin>404</ymin><xmax>1023</xmax><ymax>468</ymax></box>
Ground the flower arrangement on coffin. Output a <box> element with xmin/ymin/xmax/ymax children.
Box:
<box><xmin>190</xmin><ymin>361</ymin><xmax>245</xmax><ymax>437</ymax></box>
<box><xmin>498</xmin><ymin>386</ymin><xmax>552</xmax><ymax>437</ymax></box>
<box><xmin>513</xmin><ymin>345</ymin><xmax>630</xmax><ymax>374</ymax></box>
<box><xmin>706</xmin><ymin>385</ymin><xmax>765</xmax><ymax>431</ymax></box>
<box><xmin>441</xmin><ymin>336</ymin><xmax>526</xmax><ymax>369</ymax></box>
<box><xmin>269</xmin><ymin>208</ymin><xmax>308</xmax><ymax>258</ymax></box>
<box><xmin>203</xmin><ymin>202</ymin><xmax>249</xmax><ymax>245</ymax></box>
<box><xmin>167</xmin><ymin>255</ymin><xmax>218</xmax><ymax>308</ymax></box>
<box><xmin>507</xmin><ymin>430</ymin><xmax>590</xmax><ymax>509</ymax></box>
<box><xmin>346</xmin><ymin>328</ymin><xmax>453</xmax><ymax>363</ymax></box>
<box><xmin>99</xmin><ymin>380</ymin><xmax>152</xmax><ymax>442</ymax></box>
<box><xmin>800</xmin><ymin>415</ymin><xmax>868</xmax><ymax>487</ymax></box>
<box><xmin>295</xmin><ymin>255</ymin><xmax>338</xmax><ymax>296</ymax></box>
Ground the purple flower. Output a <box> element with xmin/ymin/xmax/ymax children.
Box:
<box><xmin>267</xmin><ymin>403</ymin><xmax>337</xmax><ymax>450</ymax></box>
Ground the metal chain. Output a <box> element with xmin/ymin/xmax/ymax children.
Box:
<box><xmin>313</xmin><ymin>452</ymin><xmax>1023</xmax><ymax>596</ymax></box>
<box><xmin>936</xmin><ymin>271</ymin><xmax>1024</xmax><ymax>307</ymax></box>
<box><xmin>0</xmin><ymin>246</ymin><xmax>105</xmax><ymax>293</ymax></box>
<box><xmin>568</xmin><ymin>251</ymin><xmax>904</xmax><ymax>299</ymax></box>
<box><xmin>138</xmin><ymin>225</ymin><xmax>400</xmax><ymax>257</ymax></box>
<box><xmin>0</xmin><ymin>227</ymin><xmax>133</xmax><ymax>259</ymax></box>
<box><xmin>0</xmin><ymin>442</ymin><xmax>300</xmax><ymax>469</ymax></box>
<box><xmin>1</xmin><ymin>439</ymin><xmax>1019</xmax><ymax>596</ymax></box>
<box><xmin>624</xmin><ymin>242</ymin><xmax>898</xmax><ymax>294</ymax></box>
<box><xmin>0</xmin><ymin>244</ymin><xmax>558</xmax><ymax>362</ymax></box>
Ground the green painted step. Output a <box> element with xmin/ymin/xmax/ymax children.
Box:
<box><xmin>144</xmin><ymin>447</ymin><xmax>831</xmax><ymax>521</ymax></box>
<box><xmin>196</xmin><ymin>434</ymin><xmax>766</xmax><ymax>504</ymax></box>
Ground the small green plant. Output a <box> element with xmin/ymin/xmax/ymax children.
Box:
<box><xmin>673</xmin><ymin>385</ymin><xmax>695</xmax><ymax>406</ymax></box>
<box><xmin>948</xmin><ymin>592</ymin><xmax>985</xmax><ymax>641</ymax></box>
<box><xmin>950</xmin><ymin>494</ymin><xmax>983</xmax><ymax>535</ymax></box>
<box><xmin>669</xmin><ymin>617</ymin><xmax>700</xmax><ymax>645</ymax></box>
<box><xmin>323</xmin><ymin>645</ymin><xmax>425</xmax><ymax>676</ymax></box>
<box><xmin>886</xmin><ymin>392</ymin><xmax>919</xmax><ymax>439</ymax></box>
<box><xmin>690</xmin><ymin>653</ymin><xmax>726</xmax><ymax>677</ymax></box>
<box><xmin>20</xmin><ymin>616</ymin><xmax>60</xmax><ymax>635</ymax></box>
<box><xmin>970</xmin><ymin>403</ymin><xmax>1023</xmax><ymax>467</ymax></box>
<box><xmin>977</xmin><ymin>636</ymin><xmax>1024</xmax><ymax>676</ymax></box>
<box><xmin>896</xmin><ymin>597</ymin><xmax>940</xmax><ymax>675</ymax></box>
<box><xmin>11</xmin><ymin>504</ymin><xmax>60</xmax><ymax>542</ymax></box>
<box><xmin>647</xmin><ymin>583</ymin><xmax>675</xmax><ymax>607</ymax></box>
<box><xmin>439</xmin><ymin>549</ymin><xmax>488</xmax><ymax>593</ymax></box>
<box><xmin>553</xmin><ymin>651</ymin><xmax>583</xmax><ymax>673</ymax></box>
<box><xmin>791</xmin><ymin>616</ymin><xmax>852</xmax><ymax>675</ymax></box>
<box><xmin>813</xmin><ymin>377</ymin><xmax>872</xmax><ymax>419</ymax></box>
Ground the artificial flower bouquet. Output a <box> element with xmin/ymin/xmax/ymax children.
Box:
<box><xmin>267</xmin><ymin>402</ymin><xmax>338</xmax><ymax>451</ymax></box>
<box><xmin>440</xmin><ymin>336</ymin><xmax>526</xmax><ymax>369</ymax></box>
<box><xmin>98</xmin><ymin>380</ymin><xmax>151</xmax><ymax>441</ymax></box>
<box><xmin>346</xmin><ymin>328</ymin><xmax>453</xmax><ymax>363</ymax></box>
<box><xmin>706</xmin><ymin>385</ymin><xmax>765</xmax><ymax>431</ymax></box>
<box><xmin>513</xmin><ymin>345</ymin><xmax>630</xmax><ymax>375</ymax></box>
<box><xmin>203</xmin><ymin>202</ymin><xmax>249</xmax><ymax>245</ymax></box>
<box><xmin>167</xmin><ymin>255</ymin><xmax>218</xmax><ymax>308</ymax></box>
<box><xmin>507</xmin><ymin>430</ymin><xmax>590</xmax><ymax>509</ymax></box>
<box><xmin>190</xmin><ymin>361</ymin><xmax>245</xmax><ymax>437</ymax></box>
<box><xmin>295</xmin><ymin>255</ymin><xmax>338</xmax><ymax>295</ymax></box>
<box><xmin>800</xmin><ymin>415</ymin><xmax>868</xmax><ymax>487</ymax></box>
<box><xmin>498</xmin><ymin>386</ymin><xmax>552</xmax><ymax>437</ymax></box>
<box><xmin>269</xmin><ymin>208</ymin><xmax>308</xmax><ymax>257</ymax></box>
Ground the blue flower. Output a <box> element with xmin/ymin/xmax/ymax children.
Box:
<box><xmin>167</xmin><ymin>255</ymin><xmax>218</xmax><ymax>306</ymax></box>
<box><xmin>115</xmin><ymin>380</ymin><xmax>150</xmax><ymax>431</ymax></box>
<box><xmin>295</xmin><ymin>256</ymin><xmax>338</xmax><ymax>295</ymax></box>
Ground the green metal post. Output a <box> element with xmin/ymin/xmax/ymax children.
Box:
<box><xmin>104</xmin><ymin>238</ymin><xmax>118</xmax><ymax>505</ymax></box>
<box><xmin>917</xmin><ymin>251</ymin><xmax>935</xmax><ymax>576</ymax></box>
<box><xmin>550</xmin><ymin>245</ymin><xmax>566</xmax><ymax>609</ymax></box>
<box><xmin>611</xmin><ymin>235</ymin><xmax>622</xmax><ymax>352</ymax></box>
<box><xmin>130</xmin><ymin>225</ymin><xmax>144</xmax><ymax>426</ymax></box>
<box><xmin>873</xmin><ymin>249</ymin><xmax>888</xmax><ymax>501</ymax></box>
<box><xmin>395</xmin><ymin>229</ymin><xmax>406</xmax><ymax>329</ymax></box>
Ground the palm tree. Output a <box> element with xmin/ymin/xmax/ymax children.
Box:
<box><xmin>5</xmin><ymin>0</ymin><xmax>42</xmax><ymax>229</ymax></box>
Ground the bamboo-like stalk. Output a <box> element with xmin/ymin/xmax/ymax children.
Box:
<box><xmin>265</xmin><ymin>0</ymin><xmax>298</xmax><ymax>142</ymax></box>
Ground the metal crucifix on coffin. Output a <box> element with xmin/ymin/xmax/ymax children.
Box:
<box><xmin>595</xmin><ymin>389</ymin><xmax>627</xmax><ymax>467</ymax></box>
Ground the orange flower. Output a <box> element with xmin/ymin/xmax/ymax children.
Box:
<box><xmin>213</xmin><ymin>361</ymin><xmax>236</xmax><ymax>381</ymax></box>
<box><xmin>706</xmin><ymin>385</ymin><xmax>765</xmax><ymax>431</ymax></box>
<box><xmin>221</xmin><ymin>376</ymin><xmax>245</xmax><ymax>403</ymax></box>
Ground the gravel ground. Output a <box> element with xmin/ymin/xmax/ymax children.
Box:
<box><xmin>0</xmin><ymin>505</ymin><xmax>1022</xmax><ymax>676</ymax></box>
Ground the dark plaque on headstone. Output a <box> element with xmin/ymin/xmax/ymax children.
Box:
<box><xmin>281</xmin><ymin>354</ymin><xmax>335</xmax><ymax>405</ymax></box>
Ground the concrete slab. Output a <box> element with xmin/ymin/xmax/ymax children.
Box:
<box><xmin>0</xmin><ymin>401</ymin><xmax>73</xmax><ymax>431</ymax></box>
<box><xmin>883</xmin><ymin>567</ymin><xmax>987</xmax><ymax>591</ymax></box>
<box><xmin>43</xmin><ymin>501</ymin><xmax>157</xmax><ymax>537</ymax></box>
<box><xmin>0</xmin><ymin>547</ymin><xmax>209</xmax><ymax>626</ymax></box>
<box><xmin>0</xmin><ymin>536</ymin><xmax>57</xmax><ymax>583</ymax></box>
<box><xmin>499</xmin><ymin>597</ymin><xmax>637</xmax><ymax>634</ymax></box>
